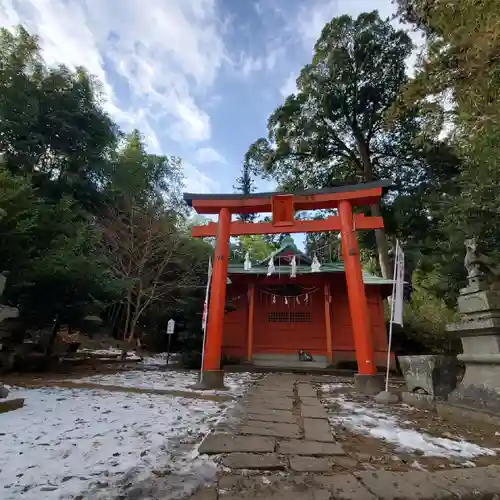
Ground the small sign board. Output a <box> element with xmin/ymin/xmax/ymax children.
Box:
<box><xmin>167</xmin><ymin>319</ymin><xmax>175</xmax><ymax>335</ymax></box>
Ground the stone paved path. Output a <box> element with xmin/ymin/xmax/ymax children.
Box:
<box><xmin>190</xmin><ymin>374</ymin><xmax>500</xmax><ymax>499</ymax></box>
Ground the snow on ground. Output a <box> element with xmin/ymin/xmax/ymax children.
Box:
<box><xmin>70</xmin><ymin>369</ymin><xmax>261</xmax><ymax>396</ymax></box>
<box><xmin>326</xmin><ymin>394</ymin><xmax>497</xmax><ymax>459</ymax></box>
<box><xmin>0</xmin><ymin>387</ymin><xmax>227</xmax><ymax>500</ymax></box>
<box><xmin>77</xmin><ymin>348</ymin><xmax>142</xmax><ymax>361</ymax></box>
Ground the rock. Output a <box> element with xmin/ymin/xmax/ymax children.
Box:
<box><xmin>0</xmin><ymin>398</ymin><xmax>24</xmax><ymax>414</ymax></box>
<box><xmin>0</xmin><ymin>385</ymin><xmax>9</xmax><ymax>399</ymax></box>
<box><xmin>374</xmin><ymin>391</ymin><xmax>400</xmax><ymax>404</ymax></box>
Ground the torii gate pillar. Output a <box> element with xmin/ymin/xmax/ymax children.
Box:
<box><xmin>185</xmin><ymin>181</ymin><xmax>391</xmax><ymax>393</ymax></box>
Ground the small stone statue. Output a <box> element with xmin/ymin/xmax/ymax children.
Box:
<box><xmin>464</xmin><ymin>238</ymin><xmax>500</xmax><ymax>287</ymax></box>
<box><xmin>298</xmin><ymin>350</ymin><xmax>314</xmax><ymax>362</ymax></box>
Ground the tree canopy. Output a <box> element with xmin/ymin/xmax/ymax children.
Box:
<box><xmin>244</xmin><ymin>11</ymin><xmax>450</xmax><ymax>278</ymax></box>
<box><xmin>0</xmin><ymin>25</ymin><xmax>211</xmax><ymax>356</ymax></box>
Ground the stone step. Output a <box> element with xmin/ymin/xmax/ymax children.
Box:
<box><xmin>252</xmin><ymin>356</ymin><xmax>328</xmax><ymax>369</ymax></box>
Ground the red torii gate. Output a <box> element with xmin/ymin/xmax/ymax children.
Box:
<box><xmin>184</xmin><ymin>180</ymin><xmax>392</xmax><ymax>392</ymax></box>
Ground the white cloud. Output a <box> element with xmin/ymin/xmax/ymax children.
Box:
<box><xmin>280</xmin><ymin>72</ymin><xmax>298</xmax><ymax>97</ymax></box>
<box><xmin>0</xmin><ymin>0</ymin><xmax>227</xmax><ymax>145</ymax></box>
<box><xmin>196</xmin><ymin>147</ymin><xmax>226</xmax><ymax>164</ymax></box>
<box><xmin>183</xmin><ymin>163</ymin><xmax>222</xmax><ymax>194</ymax></box>
<box><xmin>237</xmin><ymin>46</ymin><xmax>282</xmax><ymax>78</ymax></box>
<box><xmin>296</xmin><ymin>0</ymin><xmax>339</xmax><ymax>48</ymax></box>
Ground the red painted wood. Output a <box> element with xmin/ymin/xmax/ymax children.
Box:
<box><xmin>189</xmin><ymin>186</ymin><xmax>384</xmax><ymax>214</ymax></box>
<box><xmin>191</xmin><ymin>214</ymin><xmax>384</xmax><ymax>237</ymax></box>
<box><xmin>221</xmin><ymin>274</ymin><xmax>393</xmax><ymax>368</ymax></box>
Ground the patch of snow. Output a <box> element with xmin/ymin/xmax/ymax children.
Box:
<box><xmin>328</xmin><ymin>396</ymin><xmax>496</xmax><ymax>459</ymax></box>
<box><xmin>70</xmin><ymin>370</ymin><xmax>261</xmax><ymax>396</ymax></box>
<box><xmin>77</xmin><ymin>348</ymin><xmax>141</xmax><ymax>360</ymax></box>
<box><xmin>141</xmin><ymin>352</ymin><xmax>180</xmax><ymax>367</ymax></box>
<box><xmin>0</xmin><ymin>386</ymin><xmax>226</xmax><ymax>499</ymax></box>
<box><xmin>320</xmin><ymin>382</ymin><xmax>350</xmax><ymax>393</ymax></box>
<box><xmin>462</xmin><ymin>460</ymin><xmax>476</xmax><ymax>468</ymax></box>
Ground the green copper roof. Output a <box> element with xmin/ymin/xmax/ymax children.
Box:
<box><xmin>228</xmin><ymin>261</ymin><xmax>393</xmax><ymax>286</ymax></box>
<box><xmin>257</xmin><ymin>237</ymin><xmax>311</xmax><ymax>266</ymax></box>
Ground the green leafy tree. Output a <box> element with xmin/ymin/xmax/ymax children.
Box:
<box><xmin>245</xmin><ymin>11</ymin><xmax>428</xmax><ymax>278</ymax></box>
<box><xmin>233</xmin><ymin>162</ymin><xmax>256</xmax><ymax>222</ymax></box>
<box><xmin>0</xmin><ymin>26</ymin><xmax>119</xmax><ymax>211</ymax></box>
<box><xmin>394</xmin><ymin>0</ymin><xmax>500</xmax><ymax>302</ymax></box>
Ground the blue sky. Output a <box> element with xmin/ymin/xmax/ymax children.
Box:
<box><xmin>0</xmin><ymin>0</ymin><xmax>412</xmax><ymax>249</ymax></box>
<box><xmin>0</xmin><ymin>0</ymin><xmax>406</xmax><ymax>193</ymax></box>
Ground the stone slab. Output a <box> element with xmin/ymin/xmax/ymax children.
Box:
<box><xmin>252</xmin><ymin>389</ymin><xmax>294</xmax><ymax>397</ymax></box>
<box><xmin>401</xmin><ymin>391</ymin><xmax>437</xmax><ymax>411</ymax></box>
<box><xmin>240</xmin><ymin>420</ymin><xmax>300</xmax><ymax>438</ymax></box>
<box><xmin>244</xmin><ymin>406</ymin><xmax>292</xmax><ymax>417</ymax></box>
<box><xmin>354</xmin><ymin>373</ymin><xmax>385</xmax><ymax>395</ymax></box>
<box><xmin>374</xmin><ymin>390</ymin><xmax>400</xmax><ymax>404</ymax></box>
<box><xmin>278</xmin><ymin>439</ymin><xmax>345</xmax><ymax>456</ymax></box>
<box><xmin>300</xmin><ymin>396</ymin><xmax>322</xmax><ymax>407</ymax></box>
<box><xmin>221</xmin><ymin>453</ymin><xmax>285</xmax><ymax>470</ymax></box>
<box><xmin>189</xmin><ymin>487</ymin><xmax>218</xmax><ymax>500</ymax></box>
<box><xmin>303</xmin><ymin>417</ymin><xmax>334</xmax><ymax>442</ymax></box>
<box><xmin>0</xmin><ymin>398</ymin><xmax>25</xmax><ymax>414</ymax></box>
<box><xmin>300</xmin><ymin>404</ymin><xmax>328</xmax><ymax>419</ymax></box>
<box><xmin>355</xmin><ymin>469</ymin><xmax>459</xmax><ymax>500</ymax></box>
<box><xmin>289</xmin><ymin>456</ymin><xmax>331</xmax><ymax>473</ymax></box>
<box><xmin>313</xmin><ymin>474</ymin><xmax>378</xmax><ymax>500</ymax></box>
<box><xmin>199</xmin><ymin>434</ymin><xmax>275</xmax><ymax>454</ymax></box>
<box><xmin>297</xmin><ymin>384</ymin><xmax>317</xmax><ymax>397</ymax></box>
<box><xmin>436</xmin><ymin>401</ymin><xmax>500</xmax><ymax>428</ymax></box>
<box><xmin>246</xmin><ymin>397</ymin><xmax>293</xmax><ymax>410</ymax></box>
<box><xmin>247</xmin><ymin>410</ymin><xmax>295</xmax><ymax>423</ymax></box>
<box><xmin>437</xmin><ymin>465</ymin><xmax>500</xmax><ymax>497</ymax></box>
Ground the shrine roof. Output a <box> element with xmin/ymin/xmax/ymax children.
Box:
<box><xmin>227</xmin><ymin>261</ymin><xmax>393</xmax><ymax>286</ymax></box>
<box><xmin>256</xmin><ymin>236</ymin><xmax>312</xmax><ymax>265</ymax></box>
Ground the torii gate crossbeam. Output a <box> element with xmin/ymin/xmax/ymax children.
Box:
<box><xmin>184</xmin><ymin>180</ymin><xmax>393</xmax><ymax>393</ymax></box>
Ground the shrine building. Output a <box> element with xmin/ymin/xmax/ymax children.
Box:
<box><xmin>184</xmin><ymin>179</ymin><xmax>395</xmax><ymax>392</ymax></box>
<box><xmin>222</xmin><ymin>237</ymin><xmax>394</xmax><ymax>370</ymax></box>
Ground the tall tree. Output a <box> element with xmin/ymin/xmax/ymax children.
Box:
<box><xmin>395</xmin><ymin>0</ymin><xmax>500</xmax><ymax>300</ymax></box>
<box><xmin>0</xmin><ymin>26</ymin><xmax>119</xmax><ymax>211</ymax></box>
<box><xmin>233</xmin><ymin>161</ymin><xmax>256</xmax><ymax>222</ymax></box>
<box><xmin>245</xmin><ymin>11</ymin><xmax>422</xmax><ymax>277</ymax></box>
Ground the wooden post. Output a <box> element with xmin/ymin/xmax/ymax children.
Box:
<box><xmin>247</xmin><ymin>283</ymin><xmax>255</xmax><ymax>362</ymax></box>
<box><xmin>338</xmin><ymin>200</ymin><xmax>376</xmax><ymax>375</ymax></box>
<box><xmin>324</xmin><ymin>283</ymin><xmax>333</xmax><ymax>365</ymax></box>
<box><xmin>203</xmin><ymin>207</ymin><xmax>231</xmax><ymax>372</ymax></box>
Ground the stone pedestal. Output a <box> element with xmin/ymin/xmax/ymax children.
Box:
<box><xmin>446</xmin><ymin>284</ymin><xmax>500</xmax><ymax>412</ymax></box>
<box><xmin>398</xmin><ymin>355</ymin><xmax>458</xmax><ymax>399</ymax></box>
<box><xmin>354</xmin><ymin>373</ymin><xmax>385</xmax><ymax>395</ymax></box>
<box><xmin>190</xmin><ymin>370</ymin><xmax>228</xmax><ymax>390</ymax></box>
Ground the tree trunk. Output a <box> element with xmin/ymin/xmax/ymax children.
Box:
<box><xmin>45</xmin><ymin>314</ymin><xmax>61</xmax><ymax>360</ymax></box>
<box><xmin>356</xmin><ymin>136</ymin><xmax>392</xmax><ymax>279</ymax></box>
<box><xmin>369</xmin><ymin>203</ymin><xmax>392</xmax><ymax>279</ymax></box>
